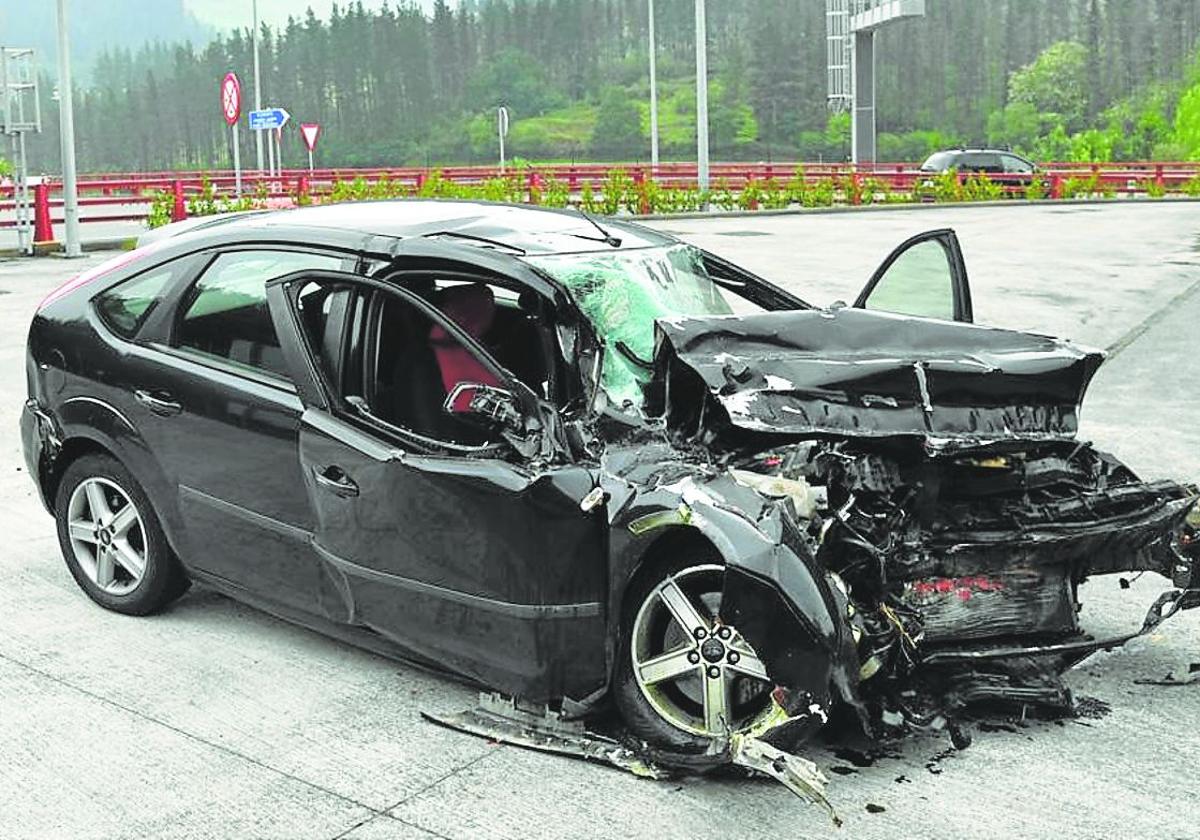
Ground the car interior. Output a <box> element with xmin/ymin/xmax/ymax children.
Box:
<box><xmin>297</xmin><ymin>273</ymin><xmax>556</xmax><ymax>448</ymax></box>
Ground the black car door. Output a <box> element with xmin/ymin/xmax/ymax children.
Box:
<box><xmin>265</xmin><ymin>269</ymin><xmax>609</xmax><ymax>703</ymax></box>
<box><xmin>854</xmin><ymin>229</ymin><xmax>973</xmax><ymax>323</ymax></box>
<box><xmin>129</xmin><ymin>247</ymin><xmax>351</xmax><ymax>610</ymax></box>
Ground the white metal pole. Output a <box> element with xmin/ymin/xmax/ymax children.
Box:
<box><xmin>308</xmin><ymin>148</ymin><xmax>314</xmax><ymax>174</ymax></box>
<box><xmin>267</xmin><ymin>123</ymin><xmax>276</xmax><ymax>177</ymax></box>
<box><xmin>252</xmin><ymin>0</ymin><xmax>264</xmax><ymax>174</ymax></box>
<box><xmin>694</xmin><ymin>0</ymin><xmax>710</xmax><ymax>194</ymax></box>
<box><xmin>648</xmin><ymin>0</ymin><xmax>660</xmax><ymax>168</ymax></box>
<box><xmin>55</xmin><ymin>0</ymin><xmax>81</xmax><ymax>257</ymax></box>
<box><xmin>498</xmin><ymin>107</ymin><xmax>507</xmax><ymax>173</ymax></box>
<box><xmin>232</xmin><ymin>122</ymin><xmax>242</xmax><ymax>196</ymax></box>
<box><xmin>14</xmin><ymin>134</ymin><xmax>28</xmax><ymax>255</ymax></box>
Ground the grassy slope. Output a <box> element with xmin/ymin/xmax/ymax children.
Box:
<box><xmin>507</xmin><ymin>78</ymin><xmax>698</xmax><ymax>159</ymax></box>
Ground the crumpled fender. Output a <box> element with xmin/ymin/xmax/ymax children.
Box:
<box><xmin>602</xmin><ymin>452</ymin><xmax>859</xmax><ymax>720</ymax></box>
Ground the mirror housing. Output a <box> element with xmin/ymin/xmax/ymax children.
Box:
<box><xmin>444</xmin><ymin>382</ymin><xmax>525</xmax><ymax>435</ymax></box>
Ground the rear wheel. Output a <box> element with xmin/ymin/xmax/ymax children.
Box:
<box><xmin>54</xmin><ymin>454</ymin><xmax>188</xmax><ymax>615</ymax></box>
<box><xmin>614</xmin><ymin>554</ymin><xmax>774</xmax><ymax>751</ymax></box>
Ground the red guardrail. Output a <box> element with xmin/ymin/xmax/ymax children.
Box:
<box><xmin>5</xmin><ymin>161</ymin><xmax>1200</xmax><ymax>241</ymax></box>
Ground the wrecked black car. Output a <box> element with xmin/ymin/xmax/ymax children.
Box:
<box><xmin>21</xmin><ymin>201</ymin><xmax>1199</xmax><ymax>797</ymax></box>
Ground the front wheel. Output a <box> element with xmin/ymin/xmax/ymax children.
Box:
<box><xmin>54</xmin><ymin>454</ymin><xmax>188</xmax><ymax>615</ymax></box>
<box><xmin>614</xmin><ymin>555</ymin><xmax>775</xmax><ymax>752</ymax></box>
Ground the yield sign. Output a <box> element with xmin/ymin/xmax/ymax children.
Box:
<box><xmin>299</xmin><ymin>123</ymin><xmax>322</xmax><ymax>152</ymax></box>
<box><xmin>221</xmin><ymin>73</ymin><xmax>241</xmax><ymax>126</ymax></box>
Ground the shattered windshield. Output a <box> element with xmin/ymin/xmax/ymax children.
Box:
<box><xmin>527</xmin><ymin>244</ymin><xmax>733</xmax><ymax>409</ymax></box>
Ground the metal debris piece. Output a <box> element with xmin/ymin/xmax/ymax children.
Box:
<box><xmin>422</xmin><ymin>692</ymin><xmax>669</xmax><ymax>779</ymax></box>
<box><xmin>730</xmin><ymin>733</ymin><xmax>842</xmax><ymax>827</ymax></box>
<box><xmin>1135</xmin><ymin>662</ymin><xmax>1200</xmax><ymax>686</ymax></box>
<box><xmin>426</xmin><ymin>693</ymin><xmax>841</xmax><ymax>826</ymax></box>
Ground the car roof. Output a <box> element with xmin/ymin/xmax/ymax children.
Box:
<box><xmin>193</xmin><ymin>199</ymin><xmax>675</xmax><ymax>256</ymax></box>
<box><xmin>930</xmin><ymin>148</ymin><xmax>1027</xmax><ymax>156</ymax></box>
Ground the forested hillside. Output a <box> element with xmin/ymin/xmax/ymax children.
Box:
<box><xmin>22</xmin><ymin>0</ymin><xmax>1200</xmax><ymax>171</ymax></box>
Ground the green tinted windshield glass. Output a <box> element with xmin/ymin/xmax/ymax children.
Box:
<box><xmin>527</xmin><ymin>245</ymin><xmax>732</xmax><ymax>408</ymax></box>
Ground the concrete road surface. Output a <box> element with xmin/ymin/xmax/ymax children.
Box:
<box><xmin>1</xmin><ymin>203</ymin><xmax>1198</xmax><ymax>839</ymax></box>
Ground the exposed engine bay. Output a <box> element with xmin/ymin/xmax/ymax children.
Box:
<box><xmin>733</xmin><ymin>438</ymin><xmax>1198</xmax><ymax>727</ymax></box>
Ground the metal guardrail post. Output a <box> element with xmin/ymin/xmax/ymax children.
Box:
<box><xmin>33</xmin><ymin>181</ymin><xmax>54</xmax><ymax>243</ymax></box>
<box><xmin>171</xmin><ymin>180</ymin><xmax>187</xmax><ymax>222</ymax></box>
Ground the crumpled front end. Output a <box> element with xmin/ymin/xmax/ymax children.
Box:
<box><xmin>729</xmin><ymin>438</ymin><xmax>1199</xmax><ymax>727</ymax></box>
<box><xmin>628</xmin><ymin>303</ymin><xmax>1200</xmax><ymax>740</ymax></box>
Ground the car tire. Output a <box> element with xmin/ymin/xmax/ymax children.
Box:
<box><xmin>613</xmin><ymin>549</ymin><xmax>774</xmax><ymax>754</ymax></box>
<box><xmin>54</xmin><ymin>453</ymin><xmax>188</xmax><ymax>616</ymax></box>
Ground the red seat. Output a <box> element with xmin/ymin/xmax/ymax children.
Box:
<box><xmin>430</xmin><ymin>283</ymin><xmax>502</xmax><ymax>393</ymax></box>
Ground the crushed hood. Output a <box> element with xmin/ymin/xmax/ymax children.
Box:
<box><xmin>650</xmin><ymin>306</ymin><xmax>1105</xmax><ymax>451</ymax></box>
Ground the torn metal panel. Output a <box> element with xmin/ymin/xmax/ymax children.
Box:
<box><xmin>423</xmin><ymin>693</ymin><xmax>669</xmax><ymax>779</ymax></box>
<box><xmin>731</xmin><ymin>734</ymin><xmax>841</xmax><ymax>827</ymax></box>
<box><xmin>650</xmin><ymin>306</ymin><xmax>1104</xmax><ymax>450</ymax></box>
<box><xmin>425</xmin><ymin>692</ymin><xmax>843</xmax><ymax>826</ymax></box>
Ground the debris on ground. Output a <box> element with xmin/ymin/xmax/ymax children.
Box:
<box><xmin>1134</xmin><ymin>663</ymin><xmax>1200</xmax><ymax>686</ymax></box>
<box><xmin>426</xmin><ymin>692</ymin><xmax>843</xmax><ymax>826</ymax></box>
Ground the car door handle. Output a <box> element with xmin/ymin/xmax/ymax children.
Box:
<box><xmin>134</xmin><ymin>389</ymin><xmax>182</xmax><ymax>416</ymax></box>
<box><xmin>312</xmin><ymin>465</ymin><xmax>359</xmax><ymax>498</ymax></box>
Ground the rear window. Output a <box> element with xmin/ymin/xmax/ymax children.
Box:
<box><xmin>959</xmin><ymin>153</ymin><xmax>1003</xmax><ymax>171</ymax></box>
<box><xmin>94</xmin><ymin>258</ymin><xmax>191</xmax><ymax>339</ymax></box>
<box><xmin>921</xmin><ymin>152</ymin><xmax>957</xmax><ymax>171</ymax></box>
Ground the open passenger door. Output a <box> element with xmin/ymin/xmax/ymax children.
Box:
<box><xmin>854</xmin><ymin>229</ymin><xmax>973</xmax><ymax>323</ymax></box>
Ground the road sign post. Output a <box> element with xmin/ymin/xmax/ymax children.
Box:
<box><xmin>497</xmin><ymin>106</ymin><xmax>509</xmax><ymax>173</ymax></box>
<box><xmin>250</xmin><ymin>107</ymin><xmax>290</xmax><ymax>177</ymax></box>
<box><xmin>221</xmin><ymin>72</ymin><xmax>242</xmax><ymax>196</ymax></box>
<box><xmin>299</xmin><ymin>123</ymin><xmax>321</xmax><ymax>173</ymax></box>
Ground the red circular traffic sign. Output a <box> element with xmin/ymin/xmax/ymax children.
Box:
<box><xmin>221</xmin><ymin>73</ymin><xmax>241</xmax><ymax>126</ymax></box>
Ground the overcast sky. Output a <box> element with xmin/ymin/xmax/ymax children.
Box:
<box><xmin>183</xmin><ymin>0</ymin><xmax>440</xmax><ymax>29</ymax></box>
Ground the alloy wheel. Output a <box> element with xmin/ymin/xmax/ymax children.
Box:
<box><xmin>66</xmin><ymin>477</ymin><xmax>148</xmax><ymax>596</ymax></box>
<box><xmin>630</xmin><ymin>564</ymin><xmax>773</xmax><ymax>737</ymax></box>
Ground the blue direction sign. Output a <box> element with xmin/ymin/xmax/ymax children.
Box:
<box><xmin>248</xmin><ymin>107</ymin><xmax>290</xmax><ymax>131</ymax></box>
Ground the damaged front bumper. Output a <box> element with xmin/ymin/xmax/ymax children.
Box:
<box><xmin>915</xmin><ymin>586</ymin><xmax>1200</xmax><ymax>708</ymax></box>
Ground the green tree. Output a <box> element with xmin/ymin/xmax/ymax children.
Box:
<box><xmin>589</xmin><ymin>85</ymin><xmax>642</xmax><ymax>160</ymax></box>
<box><xmin>465</xmin><ymin>49</ymin><xmax>563</xmax><ymax>117</ymax></box>
<box><xmin>1173</xmin><ymin>81</ymin><xmax>1200</xmax><ymax>159</ymax></box>
<box><xmin>986</xmin><ymin>102</ymin><xmax>1047</xmax><ymax>154</ymax></box>
<box><xmin>1008</xmin><ymin>41</ymin><xmax>1090</xmax><ymax>131</ymax></box>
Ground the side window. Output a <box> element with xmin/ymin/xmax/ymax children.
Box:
<box><xmin>960</xmin><ymin>153</ymin><xmax>1002</xmax><ymax>173</ymax></box>
<box><xmin>296</xmin><ymin>281</ymin><xmax>507</xmax><ymax>448</ymax></box>
<box><xmin>94</xmin><ymin>261</ymin><xmax>185</xmax><ymax>339</ymax></box>
<box><xmin>176</xmin><ymin>250</ymin><xmax>343</xmax><ymax>379</ymax></box>
<box><xmin>861</xmin><ymin>239</ymin><xmax>956</xmax><ymax>321</ymax></box>
<box><xmin>1002</xmin><ymin>154</ymin><xmax>1034</xmax><ymax>174</ymax></box>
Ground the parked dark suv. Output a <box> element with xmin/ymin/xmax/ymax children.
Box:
<box><xmin>920</xmin><ymin>148</ymin><xmax>1037</xmax><ymax>176</ymax></box>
